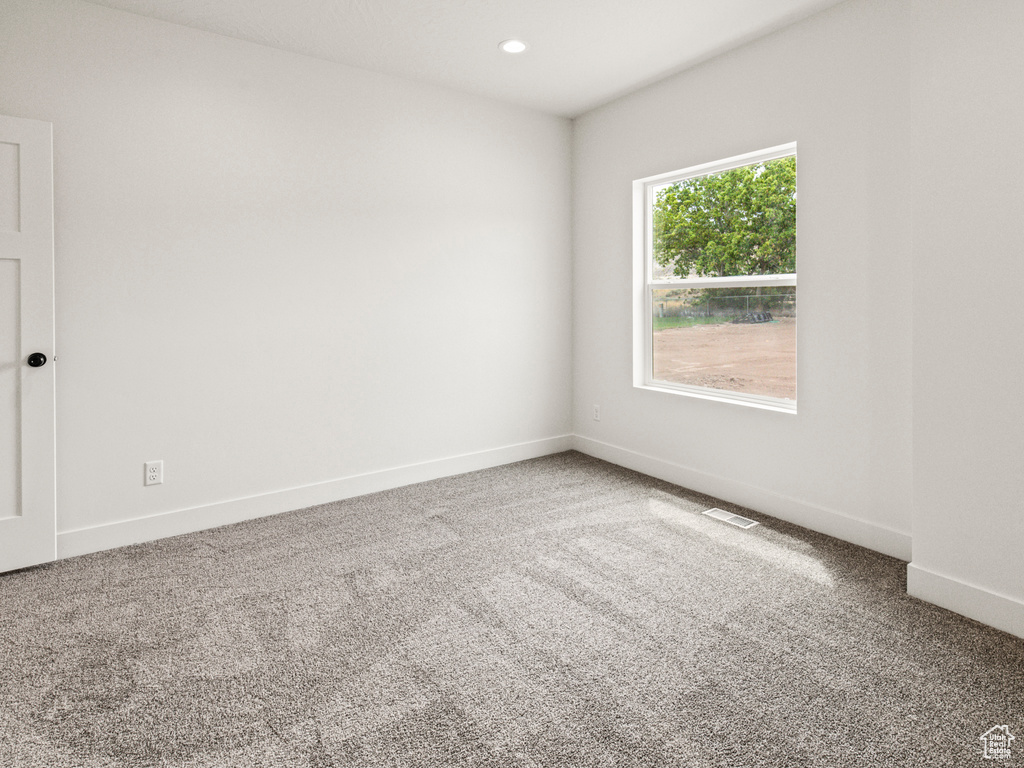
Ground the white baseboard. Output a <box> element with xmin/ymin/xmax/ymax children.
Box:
<box><xmin>57</xmin><ymin>435</ymin><xmax>574</xmax><ymax>560</ymax></box>
<box><xmin>57</xmin><ymin>432</ymin><xmax>912</xmax><ymax>566</ymax></box>
<box><xmin>907</xmin><ymin>563</ymin><xmax>1024</xmax><ymax>640</ymax></box>
<box><xmin>54</xmin><ymin>433</ymin><xmax>1023</xmax><ymax>641</ymax></box>
<box><xmin>572</xmin><ymin>435</ymin><xmax>912</xmax><ymax>561</ymax></box>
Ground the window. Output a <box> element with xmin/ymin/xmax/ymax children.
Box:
<box><xmin>633</xmin><ymin>143</ymin><xmax>797</xmax><ymax>411</ymax></box>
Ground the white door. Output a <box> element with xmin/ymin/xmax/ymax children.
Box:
<box><xmin>0</xmin><ymin>115</ymin><xmax>55</xmax><ymax>573</ymax></box>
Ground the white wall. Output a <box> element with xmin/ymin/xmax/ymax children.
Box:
<box><xmin>907</xmin><ymin>0</ymin><xmax>1024</xmax><ymax>638</ymax></box>
<box><xmin>572</xmin><ymin>0</ymin><xmax>914</xmax><ymax>559</ymax></box>
<box><xmin>0</xmin><ymin>0</ymin><xmax>573</xmax><ymax>551</ymax></box>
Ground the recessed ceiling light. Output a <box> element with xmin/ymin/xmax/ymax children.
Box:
<box><xmin>499</xmin><ymin>39</ymin><xmax>528</xmax><ymax>54</ymax></box>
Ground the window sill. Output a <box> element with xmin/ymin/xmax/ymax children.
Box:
<box><xmin>636</xmin><ymin>381</ymin><xmax>797</xmax><ymax>414</ymax></box>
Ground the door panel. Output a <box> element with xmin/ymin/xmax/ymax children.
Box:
<box><xmin>1</xmin><ymin>260</ymin><xmax>19</xmax><ymax>522</ymax></box>
<box><xmin>0</xmin><ymin>114</ymin><xmax>55</xmax><ymax>572</ymax></box>
<box><xmin>0</xmin><ymin>141</ymin><xmax>19</xmax><ymax>233</ymax></box>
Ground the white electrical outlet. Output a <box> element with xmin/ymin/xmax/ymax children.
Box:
<box><xmin>144</xmin><ymin>460</ymin><xmax>163</xmax><ymax>486</ymax></box>
<box><xmin>593</xmin><ymin>404</ymin><xmax>601</xmax><ymax>421</ymax></box>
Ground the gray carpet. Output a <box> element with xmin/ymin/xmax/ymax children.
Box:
<box><xmin>1</xmin><ymin>451</ymin><xmax>1021</xmax><ymax>767</ymax></box>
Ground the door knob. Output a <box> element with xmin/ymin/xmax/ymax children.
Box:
<box><xmin>27</xmin><ymin>353</ymin><xmax>47</xmax><ymax>367</ymax></box>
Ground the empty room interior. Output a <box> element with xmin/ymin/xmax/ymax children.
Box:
<box><xmin>2</xmin><ymin>0</ymin><xmax>1023</xmax><ymax>765</ymax></box>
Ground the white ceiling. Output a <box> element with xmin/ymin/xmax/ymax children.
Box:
<box><xmin>79</xmin><ymin>0</ymin><xmax>847</xmax><ymax>117</ymax></box>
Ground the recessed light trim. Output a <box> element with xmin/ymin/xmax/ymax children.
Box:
<box><xmin>499</xmin><ymin>39</ymin><xmax>528</xmax><ymax>54</ymax></box>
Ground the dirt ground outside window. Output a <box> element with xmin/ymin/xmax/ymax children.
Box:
<box><xmin>652</xmin><ymin>317</ymin><xmax>796</xmax><ymax>401</ymax></box>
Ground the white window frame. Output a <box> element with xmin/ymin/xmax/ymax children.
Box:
<box><xmin>632</xmin><ymin>142</ymin><xmax>797</xmax><ymax>413</ymax></box>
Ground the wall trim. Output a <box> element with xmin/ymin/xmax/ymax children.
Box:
<box><xmin>56</xmin><ymin>432</ymin><xmax>914</xmax><ymax>567</ymax></box>
<box><xmin>907</xmin><ymin>563</ymin><xmax>1024</xmax><ymax>640</ymax></box>
<box><xmin>54</xmin><ymin>433</ymin><xmax>1023</xmax><ymax>640</ymax></box>
<box><xmin>572</xmin><ymin>434</ymin><xmax>912</xmax><ymax>560</ymax></box>
<box><xmin>57</xmin><ymin>435</ymin><xmax>574</xmax><ymax>560</ymax></box>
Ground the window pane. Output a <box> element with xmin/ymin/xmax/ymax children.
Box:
<box><xmin>652</xmin><ymin>287</ymin><xmax>796</xmax><ymax>401</ymax></box>
<box><xmin>651</xmin><ymin>155</ymin><xmax>796</xmax><ymax>280</ymax></box>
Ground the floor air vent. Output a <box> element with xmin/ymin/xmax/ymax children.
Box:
<box><xmin>702</xmin><ymin>508</ymin><xmax>759</xmax><ymax>529</ymax></box>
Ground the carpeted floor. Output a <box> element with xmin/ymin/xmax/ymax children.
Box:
<box><xmin>1</xmin><ymin>451</ymin><xmax>1021</xmax><ymax>767</ymax></box>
